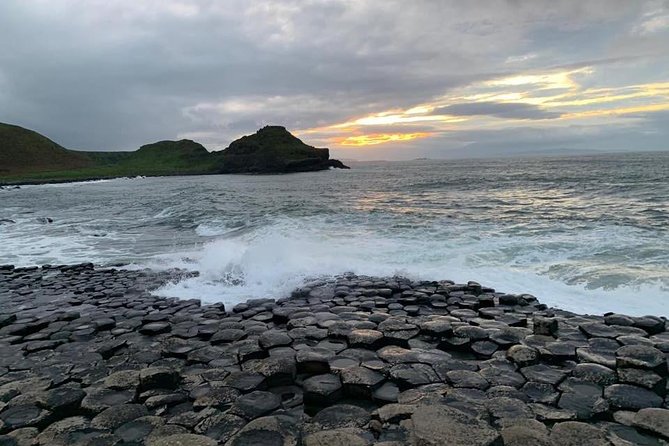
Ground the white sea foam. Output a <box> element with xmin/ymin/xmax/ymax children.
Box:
<box><xmin>152</xmin><ymin>217</ymin><xmax>669</xmax><ymax>316</ymax></box>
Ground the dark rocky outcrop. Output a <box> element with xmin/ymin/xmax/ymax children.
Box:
<box><xmin>215</xmin><ymin>126</ymin><xmax>349</xmax><ymax>174</ymax></box>
<box><xmin>1</xmin><ymin>123</ymin><xmax>348</xmax><ymax>184</ymax></box>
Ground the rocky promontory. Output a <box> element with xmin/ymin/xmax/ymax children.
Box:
<box><xmin>0</xmin><ymin>123</ymin><xmax>348</xmax><ymax>185</ymax></box>
<box><xmin>1</xmin><ymin>264</ymin><xmax>669</xmax><ymax>445</ymax></box>
<box><xmin>216</xmin><ymin>126</ymin><xmax>349</xmax><ymax>174</ymax></box>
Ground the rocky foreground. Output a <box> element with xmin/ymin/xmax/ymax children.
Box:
<box><xmin>1</xmin><ymin>265</ymin><xmax>669</xmax><ymax>445</ymax></box>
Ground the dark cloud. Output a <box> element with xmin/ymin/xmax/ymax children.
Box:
<box><xmin>434</xmin><ymin>102</ymin><xmax>560</xmax><ymax>120</ymax></box>
<box><xmin>0</xmin><ymin>0</ymin><xmax>667</xmax><ymax>157</ymax></box>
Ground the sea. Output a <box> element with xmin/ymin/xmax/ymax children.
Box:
<box><xmin>1</xmin><ymin>152</ymin><xmax>668</xmax><ymax>316</ymax></box>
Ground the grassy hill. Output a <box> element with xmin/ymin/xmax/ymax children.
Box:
<box><xmin>0</xmin><ymin>123</ymin><xmax>93</xmax><ymax>175</ymax></box>
<box><xmin>0</xmin><ymin>123</ymin><xmax>347</xmax><ymax>184</ymax></box>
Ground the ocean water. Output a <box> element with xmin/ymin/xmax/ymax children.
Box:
<box><xmin>1</xmin><ymin>152</ymin><xmax>668</xmax><ymax>316</ymax></box>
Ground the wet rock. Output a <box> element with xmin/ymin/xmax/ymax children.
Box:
<box><xmin>633</xmin><ymin>316</ymin><xmax>665</xmax><ymax>335</ymax></box>
<box><xmin>91</xmin><ymin>403</ymin><xmax>148</xmax><ymax>430</ymax></box>
<box><xmin>616</xmin><ymin>344</ymin><xmax>666</xmax><ymax>372</ymax></box>
<box><xmin>296</xmin><ymin>348</ymin><xmax>333</xmax><ymax>374</ymax></box>
<box><xmin>148</xmin><ymin>433</ymin><xmax>217</xmax><ymax>446</ymax></box>
<box><xmin>81</xmin><ymin>388</ymin><xmax>135</xmax><ymax>413</ymax></box>
<box><xmin>605</xmin><ymin>384</ymin><xmax>663</xmax><ymax>410</ymax></box>
<box><xmin>310</xmin><ymin>404</ymin><xmax>371</xmax><ymax>429</ymax></box>
<box><xmin>210</xmin><ymin>329</ymin><xmax>247</xmax><ymax>344</ymax></box>
<box><xmin>618</xmin><ymin>367</ymin><xmax>666</xmax><ymax>393</ymax></box>
<box><xmin>42</xmin><ymin>386</ymin><xmax>86</xmax><ymax>412</ymax></box>
<box><xmin>37</xmin><ymin>416</ymin><xmax>91</xmax><ymax>445</ymax></box>
<box><xmin>102</xmin><ymin>370</ymin><xmax>140</xmax><ymax>390</ymax></box>
<box><xmin>410</xmin><ymin>405</ymin><xmax>500</xmax><ymax>446</ymax></box>
<box><xmin>372</xmin><ymin>381</ymin><xmax>399</xmax><ymax>404</ymax></box>
<box><xmin>522</xmin><ymin>381</ymin><xmax>559</xmax><ymax>404</ymax></box>
<box><xmin>114</xmin><ymin>416</ymin><xmax>164</xmax><ymax>443</ymax></box>
<box><xmin>140</xmin><ymin>322</ymin><xmax>171</xmax><ymax>335</ymax></box>
<box><xmin>195</xmin><ymin>413</ymin><xmax>245</xmax><ymax>442</ymax></box>
<box><xmin>140</xmin><ymin>367</ymin><xmax>179</xmax><ymax>390</ymax></box>
<box><xmin>580</xmin><ymin>323</ymin><xmax>618</xmax><ymax>339</ymax></box>
<box><xmin>258</xmin><ymin>330</ymin><xmax>292</xmax><ymax>349</ymax></box>
<box><xmin>303</xmin><ymin>374</ymin><xmax>342</xmax><ymax>407</ymax></box>
<box><xmin>191</xmin><ymin>386</ymin><xmax>240</xmax><ymax>410</ymax></box>
<box><xmin>506</xmin><ymin>344</ymin><xmax>538</xmax><ymax>367</ymax></box>
<box><xmin>633</xmin><ymin>408</ymin><xmax>669</xmax><ymax>440</ymax></box>
<box><xmin>242</xmin><ymin>356</ymin><xmax>296</xmax><ymax>387</ymax></box>
<box><xmin>302</xmin><ymin>429</ymin><xmax>369</xmax><ymax>446</ymax></box>
<box><xmin>0</xmin><ymin>404</ymin><xmax>51</xmax><ymax>432</ymax></box>
<box><xmin>550</xmin><ymin>421</ymin><xmax>609</xmax><ymax>446</ymax></box>
<box><xmin>229</xmin><ymin>391</ymin><xmax>281</xmax><ymax>420</ymax></box>
<box><xmin>479</xmin><ymin>365</ymin><xmax>525</xmax><ymax>388</ymax></box>
<box><xmin>389</xmin><ymin>363</ymin><xmax>440</xmax><ymax>388</ymax></box>
<box><xmin>445</xmin><ymin>370</ymin><xmax>490</xmax><ymax>390</ymax></box>
<box><xmin>223</xmin><ymin>372</ymin><xmax>265</xmax><ymax>392</ymax></box>
<box><xmin>347</xmin><ymin>329</ymin><xmax>384</xmax><ymax>349</ymax></box>
<box><xmin>572</xmin><ymin>363</ymin><xmax>617</xmax><ymax>386</ymax></box>
<box><xmin>374</xmin><ymin>403</ymin><xmax>416</xmax><ymax>423</ymax></box>
<box><xmin>224</xmin><ymin>414</ymin><xmax>299</xmax><ymax>446</ymax></box>
<box><xmin>521</xmin><ymin>364</ymin><xmax>567</xmax><ymax>386</ymax></box>
<box><xmin>501</xmin><ymin>419</ymin><xmax>551</xmax><ymax>446</ymax></box>
<box><xmin>340</xmin><ymin>366</ymin><xmax>385</xmax><ymax>397</ymax></box>
<box><xmin>557</xmin><ymin>378</ymin><xmax>606</xmax><ymax>420</ymax></box>
<box><xmin>377</xmin><ymin>318</ymin><xmax>419</xmax><ymax>346</ymax></box>
<box><xmin>484</xmin><ymin>396</ymin><xmax>533</xmax><ymax>427</ymax></box>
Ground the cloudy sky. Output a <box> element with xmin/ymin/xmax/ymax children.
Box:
<box><xmin>1</xmin><ymin>0</ymin><xmax>668</xmax><ymax>159</ymax></box>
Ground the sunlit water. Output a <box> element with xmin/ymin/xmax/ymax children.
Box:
<box><xmin>1</xmin><ymin>152</ymin><xmax>668</xmax><ymax>316</ymax></box>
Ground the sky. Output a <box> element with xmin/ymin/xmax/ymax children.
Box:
<box><xmin>0</xmin><ymin>0</ymin><xmax>668</xmax><ymax>160</ymax></box>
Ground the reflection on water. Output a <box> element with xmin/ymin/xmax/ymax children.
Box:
<box><xmin>0</xmin><ymin>151</ymin><xmax>668</xmax><ymax>314</ymax></box>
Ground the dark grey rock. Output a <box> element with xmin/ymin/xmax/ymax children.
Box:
<box><xmin>550</xmin><ymin>421</ymin><xmax>609</xmax><ymax>446</ymax></box>
<box><xmin>303</xmin><ymin>374</ymin><xmax>342</xmax><ymax>406</ymax></box>
<box><xmin>633</xmin><ymin>408</ymin><xmax>669</xmax><ymax>440</ymax></box>
<box><xmin>340</xmin><ymin>366</ymin><xmax>385</xmax><ymax>397</ymax></box>
<box><xmin>520</xmin><ymin>364</ymin><xmax>567</xmax><ymax>386</ymax></box>
<box><xmin>446</xmin><ymin>370</ymin><xmax>490</xmax><ymax>390</ymax></box>
<box><xmin>140</xmin><ymin>367</ymin><xmax>179</xmax><ymax>390</ymax></box>
<box><xmin>310</xmin><ymin>404</ymin><xmax>371</xmax><ymax>429</ymax></box>
<box><xmin>605</xmin><ymin>384</ymin><xmax>663</xmax><ymax>410</ymax></box>
<box><xmin>347</xmin><ymin>329</ymin><xmax>383</xmax><ymax>349</ymax></box>
<box><xmin>572</xmin><ymin>363</ymin><xmax>617</xmax><ymax>386</ymax></box>
<box><xmin>140</xmin><ymin>322</ymin><xmax>171</xmax><ymax>335</ymax></box>
<box><xmin>557</xmin><ymin>378</ymin><xmax>606</xmax><ymax>420</ymax></box>
<box><xmin>410</xmin><ymin>405</ymin><xmax>500</xmax><ymax>446</ymax></box>
<box><xmin>230</xmin><ymin>391</ymin><xmax>281</xmax><ymax>420</ymax></box>
<box><xmin>149</xmin><ymin>433</ymin><xmax>217</xmax><ymax>445</ymax></box>
<box><xmin>389</xmin><ymin>363</ymin><xmax>440</xmax><ymax>388</ymax></box>
<box><xmin>507</xmin><ymin>344</ymin><xmax>538</xmax><ymax>367</ymax></box>
<box><xmin>90</xmin><ymin>404</ymin><xmax>148</xmax><ymax>430</ymax></box>
<box><xmin>258</xmin><ymin>330</ymin><xmax>292</xmax><ymax>349</ymax></box>
<box><xmin>0</xmin><ymin>404</ymin><xmax>51</xmax><ymax>431</ymax></box>
<box><xmin>616</xmin><ymin>344</ymin><xmax>666</xmax><ymax>371</ymax></box>
<box><xmin>224</xmin><ymin>414</ymin><xmax>299</xmax><ymax>446</ymax></box>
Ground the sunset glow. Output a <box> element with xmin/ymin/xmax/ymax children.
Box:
<box><xmin>335</xmin><ymin>132</ymin><xmax>430</xmax><ymax>146</ymax></box>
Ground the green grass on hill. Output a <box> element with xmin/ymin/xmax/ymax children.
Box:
<box><xmin>0</xmin><ymin>123</ymin><xmax>343</xmax><ymax>184</ymax></box>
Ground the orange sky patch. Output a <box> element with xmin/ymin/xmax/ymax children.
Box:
<box><xmin>334</xmin><ymin>132</ymin><xmax>430</xmax><ymax>146</ymax></box>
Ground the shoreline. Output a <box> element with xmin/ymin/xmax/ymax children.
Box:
<box><xmin>1</xmin><ymin>264</ymin><xmax>668</xmax><ymax>444</ymax></box>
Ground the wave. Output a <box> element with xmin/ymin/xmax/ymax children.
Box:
<box><xmin>151</xmin><ymin>216</ymin><xmax>669</xmax><ymax>316</ymax></box>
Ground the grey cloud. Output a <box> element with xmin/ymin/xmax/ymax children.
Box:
<box><xmin>434</xmin><ymin>102</ymin><xmax>560</xmax><ymax>120</ymax></box>
<box><xmin>0</xmin><ymin>0</ymin><xmax>666</xmax><ymax>155</ymax></box>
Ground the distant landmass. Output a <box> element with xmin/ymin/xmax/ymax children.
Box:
<box><xmin>0</xmin><ymin>123</ymin><xmax>349</xmax><ymax>184</ymax></box>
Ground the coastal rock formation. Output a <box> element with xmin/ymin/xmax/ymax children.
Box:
<box><xmin>1</xmin><ymin>264</ymin><xmax>668</xmax><ymax>444</ymax></box>
<box><xmin>216</xmin><ymin>126</ymin><xmax>349</xmax><ymax>174</ymax></box>
<box><xmin>0</xmin><ymin>122</ymin><xmax>348</xmax><ymax>184</ymax></box>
